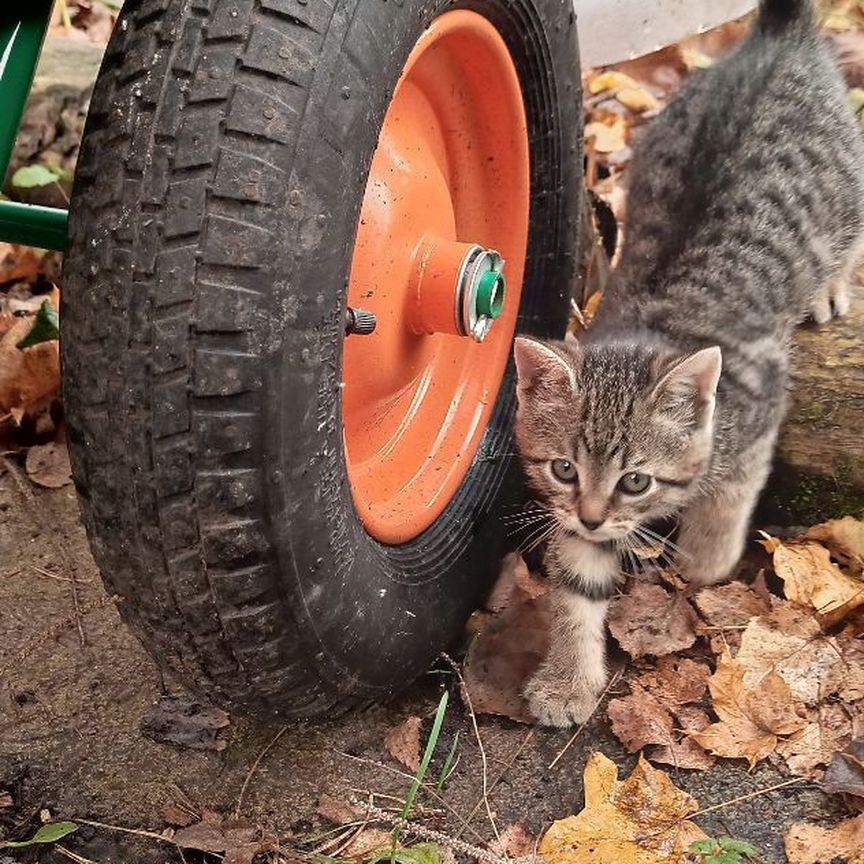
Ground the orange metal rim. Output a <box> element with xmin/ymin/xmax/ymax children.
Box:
<box><xmin>343</xmin><ymin>10</ymin><xmax>530</xmax><ymax>544</ymax></box>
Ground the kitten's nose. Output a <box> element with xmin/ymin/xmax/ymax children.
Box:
<box><xmin>581</xmin><ymin>518</ymin><xmax>604</xmax><ymax>531</ymax></box>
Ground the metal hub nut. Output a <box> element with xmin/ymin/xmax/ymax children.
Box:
<box><xmin>456</xmin><ymin>248</ymin><xmax>506</xmax><ymax>342</ymax></box>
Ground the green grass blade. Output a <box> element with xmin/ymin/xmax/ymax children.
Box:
<box><xmin>400</xmin><ymin>691</ymin><xmax>448</xmax><ymax>822</ymax></box>
<box><xmin>434</xmin><ymin>730</ymin><xmax>460</xmax><ymax>794</ymax></box>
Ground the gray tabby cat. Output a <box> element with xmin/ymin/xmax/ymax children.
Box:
<box><xmin>514</xmin><ymin>0</ymin><xmax>864</xmax><ymax>727</ymax></box>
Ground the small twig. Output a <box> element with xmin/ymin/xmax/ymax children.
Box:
<box><xmin>76</xmin><ymin>818</ymin><xmax>173</xmax><ymax>844</ymax></box>
<box><xmin>32</xmin><ymin>565</ymin><xmax>91</xmax><ymax>585</ymax></box>
<box><xmin>441</xmin><ymin>653</ymin><xmax>500</xmax><ymax>843</ymax></box>
<box><xmin>55</xmin><ymin>845</ymin><xmax>100</xmax><ymax>864</ymax></box>
<box><xmin>548</xmin><ymin>667</ymin><xmax>623</xmax><ymax>769</ymax></box>
<box><xmin>235</xmin><ymin>725</ymin><xmax>289</xmax><ymax>817</ymax></box>
<box><xmin>454</xmin><ymin>727</ymin><xmax>536</xmax><ymax>842</ymax></box>
<box><xmin>691</xmin><ymin>778</ymin><xmax>804</xmax><ymax>817</ymax></box>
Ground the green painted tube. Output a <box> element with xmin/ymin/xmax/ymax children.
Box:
<box><xmin>0</xmin><ymin>2</ymin><xmax>54</xmax><ymax>183</ymax></box>
<box><xmin>0</xmin><ymin>200</ymin><xmax>68</xmax><ymax>251</ymax></box>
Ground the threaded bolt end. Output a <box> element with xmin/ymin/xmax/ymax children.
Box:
<box><xmin>345</xmin><ymin>307</ymin><xmax>377</xmax><ymax>335</ymax></box>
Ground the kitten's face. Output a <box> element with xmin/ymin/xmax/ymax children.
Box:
<box><xmin>513</xmin><ymin>337</ymin><xmax>721</xmax><ymax>546</ymax></box>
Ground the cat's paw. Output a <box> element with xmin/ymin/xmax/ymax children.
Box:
<box><xmin>524</xmin><ymin>673</ymin><xmax>603</xmax><ymax>728</ymax></box>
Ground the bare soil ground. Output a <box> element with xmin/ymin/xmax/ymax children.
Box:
<box><xmin>0</xmin><ymin>466</ymin><xmax>845</xmax><ymax>864</ymax></box>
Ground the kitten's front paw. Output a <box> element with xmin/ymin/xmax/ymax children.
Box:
<box><xmin>524</xmin><ymin>671</ymin><xmax>604</xmax><ymax>728</ymax></box>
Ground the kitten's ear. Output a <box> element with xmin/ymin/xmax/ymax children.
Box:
<box><xmin>655</xmin><ymin>346</ymin><xmax>722</xmax><ymax>405</ymax></box>
<box><xmin>513</xmin><ymin>337</ymin><xmax>575</xmax><ymax>397</ymax></box>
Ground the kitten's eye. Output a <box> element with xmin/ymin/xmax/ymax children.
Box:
<box><xmin>551</xmin><ymin>459</ymin><xmax>578</xmax><ymax>483</ymax></box>
<box><xmin>617</xmin><ymin>472</ymin><xmax>652</xmax><ymax>495</ymax></box>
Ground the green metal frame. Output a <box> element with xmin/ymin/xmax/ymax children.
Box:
<box><xmin>0</xmin><ymin>1</ymin><xmax>69</xmax><ymax>251</ymax></box>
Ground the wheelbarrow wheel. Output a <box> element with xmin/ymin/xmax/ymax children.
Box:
<box><xmin>62</xmin><ymin>0</ymin><xmax>582</xmax><ymax>715</ymax></box>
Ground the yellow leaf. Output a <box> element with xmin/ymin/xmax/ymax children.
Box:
<box><xmin>584</xmin><ymin>118</ymin><xmax>627</xmax><ymax>154</ymax></box>
<box><xmin>805</xmin><ymin>516</ymin><xmax>864</xmax><ymax>576</ymax></box>
<box><xmin>588</xmin><ymin>71</ymin><xmax>640</xmax><ymax>94</ymax></box>
<box><xmin>680</xmin><ymin>46</ymin><xmax>714</xmax><ymax>71</ymax></box>
<box><xmin>539</xmin><ymin>753</ymin><xmax>706</xmax><ymax>864</ymax></box>
<box><xmin>616</xmin><ymin>86</ymin><xmax>659</xmax><ymax>112</ymax></box>
<box><xmin>771</xmin><ymin>540</ymin><xmax>864</xmax><ymax>625</ymax></box>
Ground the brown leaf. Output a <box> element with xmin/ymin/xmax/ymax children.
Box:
<box><xmin>607</xmin><ymin>691</ymin><xmax>675</xmax><ymax>753</ymax></box>
<box><xmin>608</xmin><ymin>582</ymin><xmax>698</xmax><ymax>658</ymax></box>
<box><xmin>806</xmin><ymin>517</ymin><xmax>864</xmax><ymax>577</ymax></box>
<box><xmin>692</xmin><ymin>652</ymin><xmax>805</xmax><ymax>769</ymax></box>
<box><xmin>489</xmin><ymin>821</ymin><xmax>537</xmax><ymax>859</ymax></box>
<box><xmin>539</xmin><ymin>753</ymin><xmax>706</xmax><ymax>864</ymax></box>
<box><xmin>462</xmin><ymin>595</ymin><xmax>550</xmax><ymax>723</ymax></box>
<box><xmin>317</xmin><ymin>793</ymin><xmax>364</xmax><ymax>826</ymax></box>
<box><xmin>340</xmin><ymin>829</ymin><xmax>392</xmax><ymax>860</ymax></box>
<box><xmin>161</xmin><ymin>804</ymin><xmax>198</xmax><ymax>828</ymax></box>
<box><xmin>0</xmin><ymin>790</ymin><xmax>12</xmax><ymax>810</ymax></box>
<box><xmin>385</xmin><ymin>716</ymin><xmax>422</xmax><ymax>773</ymax></box>
<box><xmin>770</xmin><ymin>539</ymin><xmax>864</xmax><ymax>626</ymax></box>
<box><xmin>632</xmin><ymin>657</ymin><xmax>711</xmax><ymax>710</ymax></box>
<box><xmin>139</xmin><ymin>695</ymin><xmax>230</xmax><ymax>752</ymax></box>
<box><xmin>0</xmin><ymin>244</ymin><xmax>43</xmax><ymax>286</ymax></box>
<box><xmin>173</xmin><ymin>821</ymin><xmax>227</xmax><ymax>854</ymax></box>
<box><xmin>25</xmin><ymin>442</ymin><xmax>71</xmax><ymax>488</ymax></box>
<box><xmin>776</xmin><ymin>703</ymin><xmax>853</xmax><ymax>781</ymax></box>
<box><xmin>694</xmin><ymin>581</ymin><xmax>770</xmax><ymax>645</ymax></box>
<box><xmin>831</xmin><ymin>29</ymin><xmax>864</xmax><ymax>88</ymax></box>
<box><xmin>824</xmin><ymin>738</ymin><xmax>864</xmax><ymax>812</ymax></box>
<box><xmin>784</xmin><ymin>815</ymin><xmax>864</xmax><ymax>864</ymax></box>
<box><xmin>735</xmin><ymin>614</ymin><xmax>844</xmax><ymax>705</ymax></box>
<box><xmin>0</xmin><ymin>316</ymin><xmax>61</xmax><ymax>423</ymax></box>
<box><xmin>648</xmin><ymin>737</ymin><xmax>716</xmax><ymax>771</ymax></box>
<box><xmin>485</xmin><ymin>552</ymin><xmax>546</xmax><ymax>614</ymax></box>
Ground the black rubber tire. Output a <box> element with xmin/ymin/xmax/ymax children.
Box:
<box><xmin>62</xmin><ymin>0</ymin><xmax>583</xmax><ymax>716</ymax></box>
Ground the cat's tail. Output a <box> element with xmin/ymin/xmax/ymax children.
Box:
<box><xmin>756</xmin><ymin>0</ymin><xmax>815</xmax><ymax>34</ymax></box>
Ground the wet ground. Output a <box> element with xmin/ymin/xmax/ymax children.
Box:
<box><xmin>0</xmin><ymin>463</ymin><xmax>845</xmax><ymax>863</ymax></box>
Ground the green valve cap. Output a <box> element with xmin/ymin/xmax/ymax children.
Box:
<box><xmin>476</xmin><ymin>271</ymin><xmax>506</xmax><ymax>320</ymax></box>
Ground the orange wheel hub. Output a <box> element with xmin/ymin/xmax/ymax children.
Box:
<box><xmin>343</xmin><ymin>10</ymin><xmax>530</xmax><ymax>544</ymax></box>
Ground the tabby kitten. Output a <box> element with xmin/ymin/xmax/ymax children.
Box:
<box><xmin>514</xmin><ymin>0</ymin><xmax>864</xmax><ymax>727</ymax></box>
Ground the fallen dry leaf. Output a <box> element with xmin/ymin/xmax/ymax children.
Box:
<box><xmin>385</xmin><ymin>715</ymin><xmax>422</xmax><ymax>773</ymax></box>
<box><xmin>777</xmin><ymin>703</ymin><xmax>854</xmax><ymax>781</ymax></box>
<box><xmin>616</xmin><ymin>86</ymin><xmax>659</xmax><ymax>112</ymax></box>
<box><xmin>692</xmin><ymin>651</ymin><xmax>805</xmax><ymax>769</ymax></box>
<box><xmin>539</xmin><ymin>752</ymin><xmax>706</xmax><ymax>864</ymax></box>
<box><xmin>585</xmin><ymin>117</ymin><xmax>628</xmax><ymax>153</ymax></box>
<box><xmin>806</xmin><ymin>517</ymin><xmax>864</xmax><ymax>577</ymax></box>
<box><xmin>784</xmin><ymin>815</ymin><xmax>864</xmax><ymax>864</ymax></box>
<box><xmin>589</xmin><ymin>70</ymin><xmax>641</xmax><ymax>94</ymax></box>
<box><xmin>694</xmin><ymin>581</ymin><xmax>770</xmax><ymax>630</ymax></box>
<box><xmin>648</xmin><ymin>736</ymin><xmax>716</xmax><ymax>771</ymax></box>
<box><xmin>735</xmin><ymin>614</ymin><xmax>843</xmax><ymax>705</ymax></box>
<box><xmin>140</xmin><ymin>695</ymin><xmax>230</xmax><ymax>752</ymax></box>
<box><xmin>823</xmin><ymin>737</ymin><xmax>864</xmax><ymax>813</ymax></box>
<box><xmin>317</xmin><ymin>793</ymin><xmax>364</xmax><ymax>826</ymax></box>
<box><xmin>768</xmin><ymin>538</ymin><xmax>864</xmax><ymax>625</ymax></box>
<box><xmin>0</xmin><ymin>316</ymin><xmax>60</xmax><ymax>423</ymax></box>
<box><xmin>0</xmin><ymin>790</ymin><xmax>12</xmax><ymax>810</ymax></box>
<box><xmin>485</xmin><ymin>552</ymin><xmax>547</xmax><ymax>614</ymax></box>
<box><xmin>462</xmin><ymin>595</ymin><xmax>550</xmax><ymax>723</ymax></box>
<box><xmin>608</xmin><ymin>582</ymin><xmax>698</xmax><ymax>658</ymax></box>
<box><xmin>340</xmin><ymin>829</ymin><xmax>392</xmax><ymax>860</ymax></box>
<box><xmin>0</xmin><ymin>243</ymin><xmax>43</xmax><ymax>286</ymax></box>
<box><xmin>173</xmin><ymin>814</ymin><xmax>273</xmax><ymax>864</ymax></box>
<box><xmin>632</xmin><ymin>657</ymin><xmax>711</xmax><ymax>710</ymax></box>
<box><xmin>489</xmin><ymin>821</ymin><xmax>537</xmax><ymax>860</ymax></box>
<box><xmin>161</xmin><ymin>804</ymin><xmax>198</xmax><ymax>828</ymax></box>
<box><xmin>607</xmin><ymin>691</ymin><xmax>675</xmax><ymax>753</ymax></box>
<box><xmin>25</xmin><ymin>442</ymin><xmax>72</xmax><ymax>488</ymax></box>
